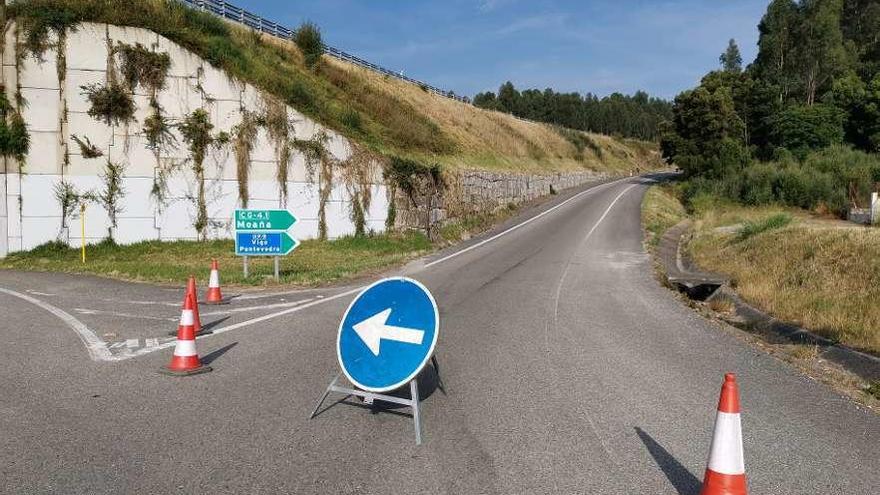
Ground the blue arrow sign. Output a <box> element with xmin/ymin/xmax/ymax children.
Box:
<box><xmin>337</xmin><ymin>277</ymin><xmax>439</xmax><ymax>392</ymax></box>
<box><xmin>235</xmin><ymin>231</ymin><xmax>299</xmax><ymax>256</ymax></box>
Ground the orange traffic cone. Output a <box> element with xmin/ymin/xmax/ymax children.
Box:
<box><xmin>160</xmin><ymin>294</ymin><xmax>211</xmax><ymax>376</ymax></box>
<box><xmin>700</xmin><ymin>373</ymin><xmax>747</xmax><ymax>495</ymax></box>
<box><xmin>186</xmin><ymin>275</ymin><xmax>202</xmax><ymax>334</ymax></box>
<box><xmin>205</xmin><ymin>259</ymin><xmax>224</xmax><ymax>304</ymax></box>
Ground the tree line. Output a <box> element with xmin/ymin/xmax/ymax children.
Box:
<box><xmin>472</xmin><ymin>83</ymin><xmax>673</xmax><ymax>141</ymax></box>
<box><xmin>660</xmin><ymin>0</ymin><xmax>880</xmax><ymax>215</ymax></box>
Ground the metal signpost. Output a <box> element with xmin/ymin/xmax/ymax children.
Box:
<box><xmin>234</xmin><ymin>209</ymin><xmax>299</xmax><ymax>279</ymax></box>
<box><xmin>310</xmin><ymin>277</ymin><xmax>440</xmax><ymax>445</ymax></box>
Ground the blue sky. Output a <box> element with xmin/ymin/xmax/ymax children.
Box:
<box><xmin>237</xmin><ymin>1</ymin><xmax>769</xmax><ymax>100</ymax></box>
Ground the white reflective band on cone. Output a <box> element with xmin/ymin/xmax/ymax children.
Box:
<box><xmin>173</xmin><ymin>339</ymin><xmax>197</xmax><ymax>357</ymax></box>
<box><xmin>209</xmin><ymin>271</ymin><xmax>219</xmax><ymax>287</ymax></box>
<box><xmin>707</xmin><ymin>411</ymin><xmax>745</xmax><ymax>475</ymax></box>
<box><xmin>179</xmin><ymin>309</ymin><xmax>194</xmax><ymax>326</ymax></box>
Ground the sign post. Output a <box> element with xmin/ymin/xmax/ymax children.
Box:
<box><xmin>310</xmin><ymin>277</ymin><xmax>440</xmax><ymax>445</ymax></box>
<box><xmin>233</xmin><ymin>209</ymin><xmax>299</xmax><ymax>279</ymax></box>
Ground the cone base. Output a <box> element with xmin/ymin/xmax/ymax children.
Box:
<box><xmin>203</xmin><ymin>300</ymin><xmax>228</xmax><ymax>305</ymax></box>
<box><xmin>700</xmin><ymin>469</ymin><xmax>747</xmax><ymax>495</ymax></box>
<box><xmin>159</xmin><ymin>364</ymin><xmax>212</xmax><ymax>376</ymax></box>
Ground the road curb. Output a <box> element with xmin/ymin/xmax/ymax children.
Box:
<box><xmin>657</xmin><ymin>220</ymin><xmax>880</xmax><ymax>383</ymax></box>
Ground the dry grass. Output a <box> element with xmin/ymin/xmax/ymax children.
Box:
<box><xmin>323</xmin><ymin>58</ymin><xmax>662</xmax><ymax>173</ymax></box>
<box><xmin>641</xmin><ymin>184</ymin><xmax>686</xmax><ymax>248</ymax></box>
<box><xmin>689</xmin><ymin>205</ymin><xmax>880</xmax><ymax>355</ymax></box>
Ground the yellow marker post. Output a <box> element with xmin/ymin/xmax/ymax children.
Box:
<box><xmin>80</xmin><ymin>203</ymin><xmax>86</xmax><ymax>263</ymax></box>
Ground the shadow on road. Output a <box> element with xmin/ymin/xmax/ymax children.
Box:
<box><xmin>200</xmin><ymin>316</ymin><xmax>231</xmax><ymax>334</ymax></box>
<box><xmin>635</xmin><ymin>427</ymin><xmax>702</xmax><ymax>495</ymax></box>
<box><xmin>312</xmin><ymin>359</ymin><xmax>444</xmax><ymax>420</ymax></box>
<box><xmin>201</xmin><ymin>342</ymin><xmax>238</xmax><ymax>365</ymax></box>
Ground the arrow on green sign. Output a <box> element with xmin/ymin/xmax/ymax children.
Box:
<box><xmin>279</xmin><ymin>232</ymin><xmax>298</xmax><ymax>255</ymax></box>
<box><xmin>234</xmin><ymin>209</ymin><xmax>297</xmax><ymax>231</ymax></box>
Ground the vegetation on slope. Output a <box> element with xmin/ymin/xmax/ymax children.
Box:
<box><xmin>660</xmin><ymin>0</ymin><xmax>880</xmax><ymax>217</ymax></box>
<box><xmin>0</xmin><ymin>232</ymin><xmax>431</xmax><ymax>286</ymax></box>
<box><xmin>687</xmin><ymin>201</ymin><xmax>880</xmax><ymax>355</ymax></box>
<box><xmin>642</xmin><ymin>184</ymin><xmax>880</xmax><ymax>356</ymax></box>
<box><xmin>640</xmin><ymin>184</ymin><xmax>686</xmax><ymax>248</ymax></box>
<box><xmin>7</xmin><ymin>0</ymin><xmax>659</xmax><ymax>173</ymax></box>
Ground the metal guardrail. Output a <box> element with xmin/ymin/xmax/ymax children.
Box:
<box><xmin>179</xmin><ymin>0</ymin><xmax>470</xmax><ymax>104</ymax></box>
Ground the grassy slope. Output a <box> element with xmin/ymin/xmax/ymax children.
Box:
<box><xmin>0</xmin><ymin>233</ymin><xmax>432</xmax><ymax>286</ymax></box>
<box><xmin>686</xmin><ymin>202</ymin><xmax>880</xmax><ymax>355</ymax></box>
<box><xmin>8</xmin><ymin>0</ymin><xmax>660</xmax><ymax>173</ymax></box>
<box><xmin>641</xmin><ymin>184</ymin><xmax>686</xmax><ymax>249</ymax></box>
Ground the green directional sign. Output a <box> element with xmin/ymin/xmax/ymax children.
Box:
<box><xmin>235</xmin><ymin>231</ymin><xmax>299</xmax><ymax>256</ymax></box>
<box><xmin>234</xmin><ymin>209</ymin><xmax>296</xmax><ymax>231</ymax></box>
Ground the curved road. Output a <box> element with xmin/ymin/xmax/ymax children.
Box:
<box><xmin>1</xmin><ymin>176</ymin><xmax>878</xmax><ymax>494</ymax></box>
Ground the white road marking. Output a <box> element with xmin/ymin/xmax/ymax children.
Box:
<box><xmin>125</xmin><ymin>339</ymin><xmax>139</xmax><ymax>349</ymax></box>
<box><xmin>208</xmin><ymin>287</ymin><xmax>364</xmax><ymax>337</ymax></box>
<box><xmin>145</xmin><ymin>338</ymin><xmax>159</xmax><ymax>348</ymax></box>
<box><xmin>199</xmin><ymin>298</ymin><xmax>315</xmax><ymax>316</ymax></box>
<box><xmin>552</xmin><ymin>184</ymin><xmax>638</xmax><ymax>326</ymax></box>
<box><xmin>26</xmin><ymin>290</ymin><xmax>56</xmax><ymax>297</ymax></box>
<box><xmin>424</xmin><ymin>177</ymin><xmax>629</xmax><ymax>268</ymax></box>
<box><xmin>0</xmin><ymin>287</ymin><xmax>113</xmax><ymax>361</ymax></box>
<box><xmin>74</xmin><ymin>308</ymin><xmax>177</xmax><ymax>321</ymax></box>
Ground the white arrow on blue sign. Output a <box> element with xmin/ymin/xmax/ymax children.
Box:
<box><xmin>336</xmin><ymin>277</ymin><xmax>439</xmax><ymax>392</ymax></box>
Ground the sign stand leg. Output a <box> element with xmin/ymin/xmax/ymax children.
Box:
<box><xmin>310</xmin><ymin>374</ymin><xmax>426</xmax><ymax>445</ymax></box>
<box><xmin>243</xmin><ymin>256</ymin><xmax>249</xmax><ymax>278</ymax></box>
<box><xmin>310</xmin><ymin>373</ymin><xmax>340</xmax><ymax>419</ymax></box>
<box><xmin>410</xmin><ymin>378</ymin><xmax>422</xmax><ymax>445</ymax></box>
<box><xmin>274</xmin><ymin>256</ymin><xmax>280</xmax><ymax>280</ymax></box>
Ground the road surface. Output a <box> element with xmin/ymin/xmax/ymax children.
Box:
<box><xmin>1</xmin><ymin>176</ymin><xmax>877</xmax><ymax>494</ymax></box>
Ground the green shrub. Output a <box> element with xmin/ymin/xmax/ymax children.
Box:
<box><xmin>737</xmin><ymin>213</ymin><xmax>792</xmax><ymax>241</ymax></box>
<box><xmin>294</xmin><ymin>21</ymin><xmax>323</xmax><ymax>69</ymax></box>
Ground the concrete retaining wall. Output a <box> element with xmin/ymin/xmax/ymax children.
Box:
<box><xmin>0</xmin><ymin>21</ymin><xmax>388</xmax><ymax>256</ymax></box>
<box><xmin>0</xmin><ymin>20</ymin><xmax>623</xmax><ymax>256</ymax></box>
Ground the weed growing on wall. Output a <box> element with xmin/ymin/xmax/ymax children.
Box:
<box><xmin>12</xmin><ymin>0</ymin><xmax>77</xmax><ymax>61</ymax></box>
<box><xmin>0</xmin><ymin>86</ymin><xmax>30</xmax><ymax>163</ymax></box>
<box><xmin>179</xmin><ymin>109</ymin><xmax>227</xmax><ymax>240</ymax></box>
<box><xmin>81</xmin><ymin>82</ymin><xmax>135</xmax><ymax>126</ymax></box>
<box><xmin>263</xmin><ymin>96</ymin><xmax>295</xmax><ymax>206</ymax></box>
<box><xmin>70</xmin><ymin>134</ymin><xmax>103</xmax><ymax>158</ymax></box>
<box><xmin>383</xmin><ymin>156</ymin><xmax>445</xmax><ymax>237</ymax></box>
<box><xmin>115</xmin><ymin>42</ymin><xmax>170</xmax><ymax>94</ymax></box>
<box><xmin>339</xmin><ymin>145</ymin><xmax>375</xmax><ymax>237</ymax></box>
<box><xmin>97</xmin><ymin>160</ymin><xmax>125</xmax><ymax>239</ymax></box>
<box><xmin>232</xmin><ymin>109</ymin><xmax>261</xmax><ymax>208</ymax></box>
<box><xmin>53</xmin><ymin>180</ymin><xmax>84</xmax><ymax>237</ymax></box>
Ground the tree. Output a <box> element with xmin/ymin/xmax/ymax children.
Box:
<box><xmin>497</xmin><ymin>81</ymin><xmax>520</xmax><ymax>114</ymax></box>
<box><xmin>662</xmin><ymin>85</ymin><xmax>748</xmax><ymax>178</ymax></box>
<box><xmin>753</xmin><ymin>0</ymin><xmax>799</xmax><ymax>103</ymax></box>
<box><xmin>720</xmin><ymin>39</ymin><xmax>743</xmax><ymax>73</ymax></box>
<box><xmin>797</xmin><ymin>0</ymin><xmax>849</xmax><ymax>105</ymax></box>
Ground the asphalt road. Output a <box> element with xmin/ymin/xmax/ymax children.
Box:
<box><xmin>1</xmin><ymin>176</ymin><xmax>878</xmax><ymax>494</ymax></box>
